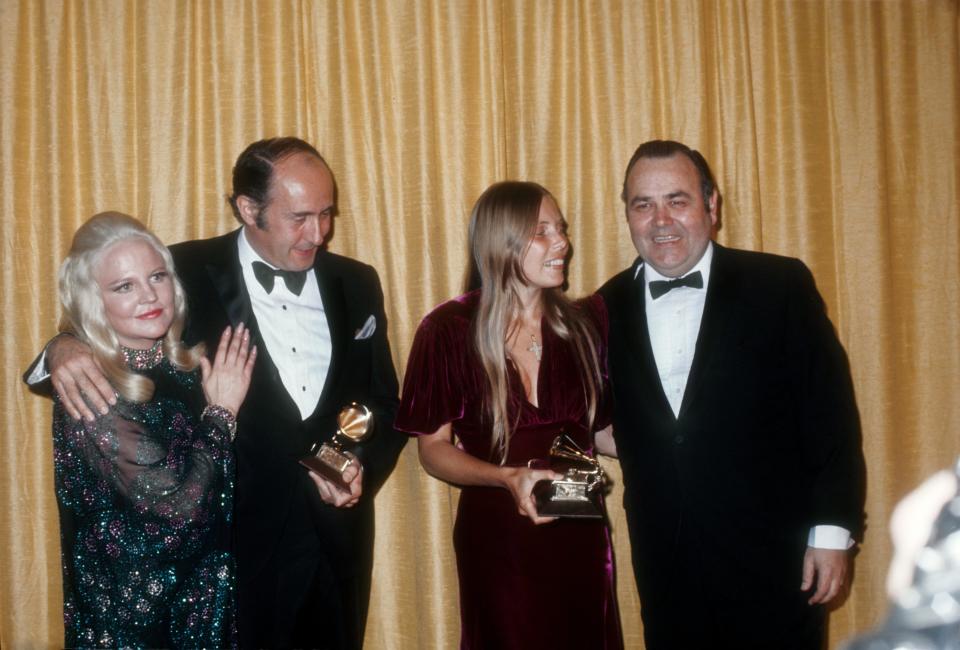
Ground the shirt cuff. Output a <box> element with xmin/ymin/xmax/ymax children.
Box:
<box><xmin>26</xmin><ymin>349</ymin><xmax>50</xmax><ymax>385</ymax></box>
<box><xmin>807</xmin><ymin>525</ymin><xmax>853</xmax><ymax>550</ymax></box>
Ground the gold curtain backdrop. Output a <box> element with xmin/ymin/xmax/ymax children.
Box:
<box><xmin>2</xmin><ymin>1</ymin><xmax>958</xmax><ymax>647</ymax></box>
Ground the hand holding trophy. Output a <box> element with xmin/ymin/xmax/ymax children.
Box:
<box><xmin>300</xmin><ymin>402</ymin><xmax>374</xmax><ymax>489</ymax></box>
<box><xmin>531</xmin><ymin>432</ymin><xmax>608</xmax><ymax>518</ymax></box>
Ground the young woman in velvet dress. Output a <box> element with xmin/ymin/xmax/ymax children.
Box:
<box><xmin>396</xmin><ymin>182</ymin><xmax>623</xmax><ymax>649</ymax></box>
<box><xmin>51</xmin><ymin>212</ymin><xmax>255</xmax><ymax>648</ymax></box>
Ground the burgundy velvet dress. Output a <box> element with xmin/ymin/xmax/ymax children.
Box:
<box><xmin>396</xmin><ymin>291</ymin><xmax>623</xmax><ymax>650</ymax></box>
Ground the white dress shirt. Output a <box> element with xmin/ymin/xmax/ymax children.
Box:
<box><xmin>637</xmin><ymin>242</ymin><xmax>850</xmax><ymax>550</ymax></box>
<box><xmin>642</xmin><ymin>244</ymin><xmax>714</xmax><ymax>418</ymax></box>
<box><xmin>238</xmin><ymin>229</ymin><xmax>331</xmax><ymax>420</ymax></box>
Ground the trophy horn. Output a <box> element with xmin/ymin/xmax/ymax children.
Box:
<box><xmin>549</xmin><ymin>433</ymin><xmax>596</xmax><ymax>466</ymax></box>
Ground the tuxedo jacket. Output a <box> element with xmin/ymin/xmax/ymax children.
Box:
<box><xmin>598</xmin><ymin>243</ymin><xmax>866</xmax><ymax>622</ymax></box>
<box><xmin>170</xmin><ymin>231</ymin><xmax>404</xmax><ymax>616</ymax></box>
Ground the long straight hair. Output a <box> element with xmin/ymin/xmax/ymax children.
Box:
<box><xmin>58</xmin><ymin>212</ymin><xmax>203</xmax><ymax>403</ymax></box>
<box><xmin>468</xmin><ymin>182</ymin><xmax>602</xmax><ymax>462</ymax></box>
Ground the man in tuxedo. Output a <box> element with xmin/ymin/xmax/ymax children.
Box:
<box><xmin>598</xmin><ymin>140</ymin><xmax>866</xmax><ymax>649</ymax></box>
<box><xmin>33</xmin><ymin>137</ymin><xmax>406</xmax><ymax>649</ymax></box>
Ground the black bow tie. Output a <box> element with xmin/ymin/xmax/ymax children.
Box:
<box><xmin>252</xmin><ymin>261</ymin><xmax>308</xmax><ymax>296</ymax></box>
<box><xmin>648</xmin><ymin>271</ymin><xmax>704</xmax><ymax>299</ymax></box>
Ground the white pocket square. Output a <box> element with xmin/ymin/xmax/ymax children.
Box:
<box><xmin>354</xmin><ymin>315</ymin><xmax>376</xmax><ymax>340</ymax></box>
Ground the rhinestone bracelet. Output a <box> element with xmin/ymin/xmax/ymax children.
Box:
<box><xmin>202</xmin><ymin>404</ymin><xmax>237</xmax><ymax>441</ymax></box>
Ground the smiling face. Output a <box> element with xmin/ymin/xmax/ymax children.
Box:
<box><xmin>624</xmin><ymin>153</ymin><xmax>718</xmax><ymax>278</ymax></box>
<box><xmin>95</xmin><ymin>238</ymin><xmax>175</xmax><ymax>349</ymax></box>
<box><xmin>520</xmin><ymin>195</ymin><xmax>569</xmax><ymax>290</ymax></box>
<box><xmin>238</xmin><ymin>152</ymin><xmax>335</xmax><ymax>271</ymax></box>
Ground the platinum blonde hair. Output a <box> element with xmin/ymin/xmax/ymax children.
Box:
<box><xmin>58</xmin><ymin>212</ymin><xmax>202</xmax><ymax>403</ymax></box>
<box><xmin>468</xmin><ymin>182</ymin><xmax>601</xmax><ymax>462</ymax></box>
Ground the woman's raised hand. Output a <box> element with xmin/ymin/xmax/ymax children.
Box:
<box><xmin>200</xmin><ymin>324</ymin><xmax>257</xmax><ymax>416</ymax></box>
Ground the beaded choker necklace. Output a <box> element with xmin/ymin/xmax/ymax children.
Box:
<box><xmin>121</xmin><ymin>340</ymin><xmax>165</xmax><ymax>370</ymax></box>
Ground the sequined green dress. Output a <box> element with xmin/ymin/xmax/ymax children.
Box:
<box><xmin>52</xmin><ymin>343</ymin><xmax>236</xmax><ymax>649</ymax></box>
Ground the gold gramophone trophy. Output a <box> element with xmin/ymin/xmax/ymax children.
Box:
<box><xmin>531</xmin><ymin>433</ymin><xmax>607</xmax><ymax>518</ymax></box>
<box><xmin>299</xmin><ymin>402</ymin><xmax>373</xmax><ymax>489</ymax></box>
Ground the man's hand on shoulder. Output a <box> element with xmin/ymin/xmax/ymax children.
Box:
<box><xmin>49</xmin><ymin>334</ymin><xmax>116</xmax><ymax>421</ymax></box>
<box><xmin>801</xmin><ymin>547</ymin><xmax>849</xmax><ymax>605</ymax></box>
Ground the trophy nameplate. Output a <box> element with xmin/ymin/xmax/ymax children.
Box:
<box><xmin>532</xmin><ymin>433</ymin><xmax>606</xmax><ymax>519</ymax></box>
<box><xmin>299</xmin><ymin>403</ymin><xmax>373</xmax><ymax>489</ymax></box>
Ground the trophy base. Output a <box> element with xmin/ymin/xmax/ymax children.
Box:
<box><xmin>533</xmin><ymin>479</ymin><xmax>604</xmax><ymax>519</ymax></box>
<box><xmin>299</xmin><ymin>444</ymin><xmax>353</xmax><ymax>490</ymax></box>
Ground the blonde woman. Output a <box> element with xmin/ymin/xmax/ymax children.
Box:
<box><xmin>396</xmin><ymin>182</ymin><xmax>622</xmax><ymax>649</ymax></box>
<box><xmin>52</xmin><ymin>212</ymin><xmax>255</xmax><ymax>648</ymax></box>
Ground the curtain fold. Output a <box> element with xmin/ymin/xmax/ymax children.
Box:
<box><xmin>2</xmin><ymin>1</ymin><xmax>958</xmax><ymax>647</ymax></box>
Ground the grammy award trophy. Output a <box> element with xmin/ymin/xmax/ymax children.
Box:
<box><xmin>299</xmin><ymin>402</ymin><xmax>373</xmax><ymax>489</ymax></box>
<box><xmin>531</xmin><ymin>433</ymin><xmax>607</xmax><ymax>519</ymax></box>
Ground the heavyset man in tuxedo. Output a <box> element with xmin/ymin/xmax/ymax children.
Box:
<box><xmin>37</xmin><ymin>137</ymin><xmax>405</xmax><ymax>649</ymax></box>
<box><xmin>598</xmin><ymin>140</ymin><xmax>867</xmax><ymax>649</ymax></box>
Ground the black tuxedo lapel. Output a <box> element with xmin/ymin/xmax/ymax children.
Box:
<box><xmin>202</xmin><ymin>231</ymin><xmax>302</xmax><ymax>420</ymax></box>
<box><xmin>203</xmin><ymin>231</ymin><xmax>255</xmax><ymax>329</ymax></box>
<box><xmin>626</xmin><ymin>263</ymin><xmax>676</xmax><ymax>420</ymax></box>
<box><xmin>678</xmin><ymin>244</ymin><xmax>738</xmax><ymax>419</ymax></box>
<box><xmin>313</xmin><ymin>251</ymin><xmax>348</xmax><ymax>415</ymax></box>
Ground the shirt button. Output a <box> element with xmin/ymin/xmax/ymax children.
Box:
<box><xmin>302</xmin><ymin>386</ymin><xmax>306</xmax><ymax>392</ymax></box>
<box><xmin>282</xmin><ymin>305</ymin><xmax>288</xmax><ymax>311</ymax></box>
<box><xmin>292</xmin><ymin>347</ymin><xmax>297</xmax><ymax>353</ymax></box>
<box><xmin>675</xmin><ymin>434</ymin><xmax>686</xmax><ymax>445</ymax></box>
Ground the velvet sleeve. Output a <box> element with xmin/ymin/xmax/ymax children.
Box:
<box><xmin>395</xmin><ymin>308</ymin><xmax>470</xmax><ymax>436</ymax></box>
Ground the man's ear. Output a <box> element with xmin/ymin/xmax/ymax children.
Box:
<box><xmin>235</xmin><ymin>195</ymin><xmax>260</xmax><ymax>227</ymax></box>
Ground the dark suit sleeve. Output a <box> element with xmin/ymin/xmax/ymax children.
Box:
<box><xmin>787</xmin><ymin>260</ymin><xmax>867</xmax><ymax>540</ymax></box>
<box><xmin>351</xmin><ymin>267</ymin><xmax>405</xmax><ymax>497</ymax></box>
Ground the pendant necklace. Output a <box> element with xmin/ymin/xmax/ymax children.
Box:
<box><xmin>527</xmin><ymin>333</ymin><xmax>543</xmax><ymax>362</ymax></box>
